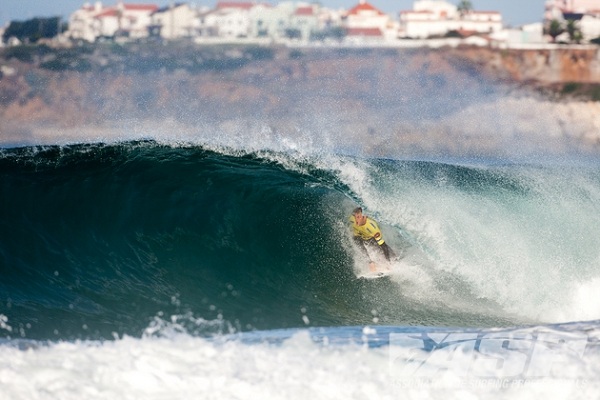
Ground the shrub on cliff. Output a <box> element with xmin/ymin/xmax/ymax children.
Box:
<box><xmin>37</xmin><ymin>47</ymin><xmax>95</xmax><ymax>72</ymax></box>
<box><xmin>2</xmin><ymin>44</ymin><xmax>53</xmax><ymax>63</ymax></box>
<box><xmin>590</xmin><ymin>86</ymin><xmax>600</xmax><ymax>101</ymax></box>
<box><xmin>41</xmin><ymin>56</ymin><xmax>92</xmax><ymax>72</ymax></box>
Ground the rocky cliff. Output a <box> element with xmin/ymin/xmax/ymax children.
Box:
<box><xmin>454</xmin><ymin>46</ymin><xmax>600</xmax><ymax>83</ymax></box>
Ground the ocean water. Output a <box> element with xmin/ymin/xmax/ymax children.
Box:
<box><xmin>1</xmin><ymin>134</ymin><xmax>599</xmax><ymax>399</ymax></box>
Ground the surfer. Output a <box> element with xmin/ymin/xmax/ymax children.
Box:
<box><xmin>349</xmin><ymin>207</ymin><xmax>395</xmax><ymax>271</ymax></box>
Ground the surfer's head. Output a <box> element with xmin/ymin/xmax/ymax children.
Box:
<box><xmin>351</xmin><ymin>207</ymin><xmax>366</xmax><ymax>225</ymax></box>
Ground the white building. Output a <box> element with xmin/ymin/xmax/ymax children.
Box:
<box><xmin>248</xmin><ymin>2</ymin><xmax>289</xmax><ymax>39</ymax></box>
<box><xmin>149</xmin><ymin>3</ymin><xmax>203</xmax><ymax>39</ymax></box>
<box><xmin>97</xmin><ymin>3</ymin><xmax>158</xmax><ymax>38</ymax></box>
<box><xmin>579</xmin><ymin>13</ymin><xmax>600</xmax><ymax>40</ymax></box>
<box><xmin>545</xmin><ymin>0</ymin><xmax>600</xmax><ymax>15</ymax></box>
<box><xmin>343</xmin><ymin>0</ymin><xmax>398</xmax><ymax>42</ymax></box>
<box><xmin>198</xmin><ymin>1</ymin><xmax>322</xmax><ymax>42</ymax></box>
<box><xmin>68</xmin><ymin>2</ymin><xmax>104</xmax><ymax>42</ymax></box>
<box><xmin>413</xmin><ymin>0</ymin><xmax>456</xmax><ymax>18</ymax></box>
<box><xmin>244</xmin><ymin>2</ymin><xmax>319</xmax><ymax>41</ymax></box>
<box><xmin>199</xmin><ymin>1</ymin><xmax>255</xmax><ymax>38</ymax></box>
<box><xmin>399</xmin><ymin>0</ymin><xmax>502</xmax><ymax>39</ymax></box>
<box><xmin>490</xmin><ymin>22</ymin><xmax>545</xmax><ymax>46</ymax></box>
<box><xmin>458</xmin><ymin>11</ymin><xmax>503</xmax><ymax>33</ymax></box>
<box><xmin>289</xmin><ymin>3</ymin><xmax>320</xmax><ymax>41</ymax></box>
<box><xmin>67</xmin><ymin>2</ymin><xmax>158</xmax><ymax>41</ymax></box>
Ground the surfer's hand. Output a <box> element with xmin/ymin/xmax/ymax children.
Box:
<box><xmin>368</xmin><ymin>261</ymin><xmax>377</xmax><ymax>272</ymax></box>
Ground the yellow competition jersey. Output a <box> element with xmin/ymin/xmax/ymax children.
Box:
<box><xmin>349</xmin><ymin>215</ymin><xmax>385</xmax><ymax>245</ymax></box>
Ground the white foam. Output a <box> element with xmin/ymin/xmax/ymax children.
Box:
<box><xmin>4</xmin><ymin>94</ymin><xmax>600</xmax><ymax>159</ymax></box>
<box><xmin>0</xmin><ymin>325</ymin><xmax>598</xmax><ymax>400</ymax></box>
<box><xmin>567</xmin><ymin>278</ymin><xmax>600</xmax><ymax>322</ymax></box>
<box><xmin>0</xmin><ymin>315</ymin><xmax>12</xmax><ymax>333</ymax></box>
<box><xmin>336</xmin><ymin>160</ymin><xmax>600</xmax><ymax>326</ymax></box>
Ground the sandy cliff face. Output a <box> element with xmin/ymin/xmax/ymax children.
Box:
<box><xmin>454</xmin><ymin>46</ymin><xmax>600</xmax><ymax>84</ymax></box>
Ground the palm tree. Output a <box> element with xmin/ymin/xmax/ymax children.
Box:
<box><xmin>566</xmin><ymin>19</ymin><xmax>583</xmax><ymax>44</ymax></box>
<box><xmin>547</xmin><ymin>19</ymin><xmax>564</xmax><ymax>43</ymax></box>
<box><xmin>457</xmin><ymin>0</ymin><xmax>473</xmax><ymax>16</ymax></box>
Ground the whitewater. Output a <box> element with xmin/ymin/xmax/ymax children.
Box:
<box><xmin>1</xmin><ymin>91</ymin><xmax>600</xmax><ymax>399</ymax></box>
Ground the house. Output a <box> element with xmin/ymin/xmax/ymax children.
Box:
<box><xmin>149</xmin><ymin>3</ymin><xmax>202</xmax><ymax>39</ymax></box>
<box><xmin>197</xmin><ymin>1</ymin><xmax>320</xmax><ymax>42</ymax></box>
<box><xmin>398</xmin><ymin>0</ymin><xmax>458</xmax><ymax>38</ymax></box>
<box><xmin>455</xmin><ymin>11</ymin><xmax>502</xmax><ymax>34</ymax></box>
<box><xmin>289</xmin><ymin>4</ymin><xmax>320</xmax><ymax>41</ymax></box>
<box><xmin>399</xmin><ymin>0</ymin><xmax>502</xmax><ymax>39</ymax></box>
<box><xmin>487</xmin><ymin>22</ymin><xmax>544</xmax><ymax>48</ymax></box>
<box><xmin>343</xmin><ymin>0</ymin><xmax>398</xmax><ymax>42</ymax></box>
<box><xmin>248</xmin><ymin>2</ymin><xmax>288</xmax><ymax>39</ymax></box>
<box><xmin>96</xmin><ymin>3</ymin><xmax>158</xmax><ymax>38</ymax></box>
<box><xmin>494</xmin><ymin>23</ymin><xmax>544</xmax><ymax>45</ymax></box>
<box><xmin>66</xmin><ymin>2</ymin><xmax>158</xmax><ymax>42</ymax></box>
<box><xmin>68</xmin><ymin>2</ymin><xmax>104</xmax><ymax>42</ymax></box>
<box><xmin>199</xmin><ymin>1</ymin><xmax>255</xmax><ymax>38</ymax></box>
<box><xmin>579</xmin><ymin>13</ymin><xmax>600</xmax><ymax>41</ymax></box>
<box><xmin>545</xmin><ymin>0</ymin><xmax>600</xmax><ymax>15</ymax></box>
<box><xmin>545</xmin><ymin>0</ymin><xmax>600</xmax><ymax>42</ymax></box>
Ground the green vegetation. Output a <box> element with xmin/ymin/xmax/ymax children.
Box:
<box><xmin>457</xmin><ymin>0</ymin><xmax>473</xmax><ymax>15</ymax></box>
<box><xmin>566</xmin><ymin>19</ymin><xmax>583</xmax><ymax>44</ymax></box>
<box><xmin>545</xmin><ymin>18</ymin><xmax>584</xmax><ymax>44</ymax></box>
<box><xmin>558</xmin><ymin>82</ymin><xmax>600</xmax><ymax>102</ymax></box>
<box><xmin>0</xmin><ymin>42</ymin><xmax>275</xmax><ymax>74</ymax></box>
<box><xmin>2</xmin><ymin>44</ymin><xmax>53</xmax><ymax>63</ymax></box>
<box><xmin>2</xmin><ymin>17</ymin><xmax>66</xmax><ymax>44</ymax></box>
<box><xmin>546</xmin><ymin>19</ymin><xmax>565</xmax><ymax>43</ymax></box>
<box><xmin>289</xmin><ymin>49</ymin><xmax>304</xmax><ymax>59</ymax></box>
<box><xmin>444</xmin><ymin>30</ymin><xmax>463</xmax><ymax>38</ymax></box>
<box><xmin>40</xmin><ymin>53</ymin><xmax>93</xmax><ymax>72</ymax></box>
<box><xmin>561</xmin><ymin>82</ymin><xmax>580</xmax><ymax>94</ymax></box>
<box><xmin>591</xmin><ymin>86</ymin><xmax>600</xmax><ymax>101</ymax></box>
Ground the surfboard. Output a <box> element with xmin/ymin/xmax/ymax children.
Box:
<box><xmin>357</xmin><ymin>269</ymin><xmax>392</xmax><ymax>280</ymax></box>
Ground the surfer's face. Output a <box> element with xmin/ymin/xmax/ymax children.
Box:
<box><xmin>353</xmin><ymin>212</ymin><xmax>366</xmax><ymax>226</ymax></box>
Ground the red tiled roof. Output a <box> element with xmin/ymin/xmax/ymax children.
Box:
<box><xmin>346</xmin><ymin>27</ymin><xmax>383</xmax><ymax>36</ymax></box>
<box><xmin>96</xmin><ymin>9</ymin><xmax>119</xmax><ymax>17</ymax></box>
<box><xmin>347</xmin><ymin>1</ymin><xmax>385</xmax><ymax>16</ymax></box>
<box><xmin>216</xmin><ymin>1</ymin><xmax>255</xmax><ymax>10</ymax></box>
<box><xmin>295</xmin><ymin>6</ymin><xmax>314</xmax><ymax>16</ymax></box>
<box><xmin>95</xmin><ymin>4</ymin><xmax>158</xmax><ymax>17</ymax></box>
<box><xmin>123</xmin><ymin>4</ymin><xmax>159</xmax><ymax>11</ymax></box>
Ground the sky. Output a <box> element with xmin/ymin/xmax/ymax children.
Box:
<box><xmin>0</xmin><ymin>0</ymin><xmax>547</xmax><ymax>29</ymax></box>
